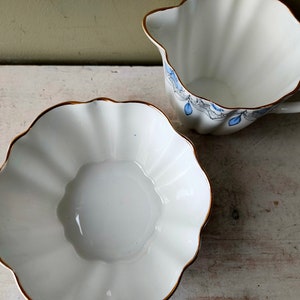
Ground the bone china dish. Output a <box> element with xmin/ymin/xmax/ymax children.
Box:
<box><xmin>143</xmin><ymin>0</ymin><xmax>300</xmax><ymax>134</ymax></box>
<box><xmin>0</xmin><ymin>98</ymin><xmax>211</xmax><ymax>300</ymax></box>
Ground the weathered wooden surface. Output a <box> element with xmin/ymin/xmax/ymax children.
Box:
<box><xmin>0</xmin><ymin>66</ymin><xmax>299</xmax><ymax>300</ymax></box>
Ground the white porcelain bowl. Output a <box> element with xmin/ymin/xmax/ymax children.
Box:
<box><xmin>0</xmin><ymin>98</ymin><xmax>211</xmax><ymax>300</ymax></box>
<box><xmin>143</xmin><ymin>0</ymin><xmax>300</xmax><ymax>134</ymax></box>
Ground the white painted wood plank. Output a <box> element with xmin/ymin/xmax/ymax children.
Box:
<box><xmin>0</xmin><ymin>66</ymin><xmax>299</xmax><ymax>300</ymax></box>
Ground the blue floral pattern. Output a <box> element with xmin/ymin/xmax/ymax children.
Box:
<box><xmin>165</xmin><ymin>63</ymin><xmax>272</xmax><ymax>126</ymax></box>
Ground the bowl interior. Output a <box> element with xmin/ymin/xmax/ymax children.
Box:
<box><xmin>0</xmin><ymin>100</ymin><xmax>211</xmax><ymax>300</ymax></box>
<box><xmin>57</xmin><ymin>160</ymin><xmax>162</xmax><ymax>262</ymax></box>
<box><xmin>145</xmin><ymin>0</ymin><xmax>300</xmax><ymax>107</ymax></box>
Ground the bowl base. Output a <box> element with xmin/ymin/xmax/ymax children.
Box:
<box><xmin>57</xmin><ymin>160</ymin><xmax>162</xmax><ymax>262</ymax></box>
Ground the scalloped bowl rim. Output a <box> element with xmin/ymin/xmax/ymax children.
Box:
<box><xmin>0</xmin><ymin>97</ymin><xmax>212</xmax><ymax>300</ymax></box>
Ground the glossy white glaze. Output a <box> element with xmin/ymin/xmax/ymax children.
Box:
<box><xmin>58</xmin><ymin>160</ymin><xmax>161</xmax><ymax>262</ymax></box>
<box><xmin>0</xmin><ymin>99</ymin><xmax>211</xmax><ymax>300</ymax></box>
<box><xmin>143</xmin><ymin>0</ymin><xmax>300</xmax><ymax>134</ymax></box>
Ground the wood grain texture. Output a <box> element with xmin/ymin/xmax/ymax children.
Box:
<box><xmin>0</xmin><ymin>66</ymin><xmax>299</xmax><ymax>300</ymax></box>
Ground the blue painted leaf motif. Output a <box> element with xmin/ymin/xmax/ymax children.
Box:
<box><xmin>165</xmin><ymin>64</ymin><xmax>182</xmax><ymax>91</ymax></box>
<box><xmin>259</xmin><ymin>107</ymin><xmax>270</xmax><ymax>114</ymax></box>
<box><xmin>211</xmin><ymin>103</ymin><xmax>224</xmax><ymax>112</ymax></box>
<box><xmin>228</xmin><ymin>114</ymin><xmax>242</xmax><ymax>126</ymax></box>
<box><xmin>184</xmin><ymin>102</ymin><xmax>193</xmax><ymax>115</ymax></box>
